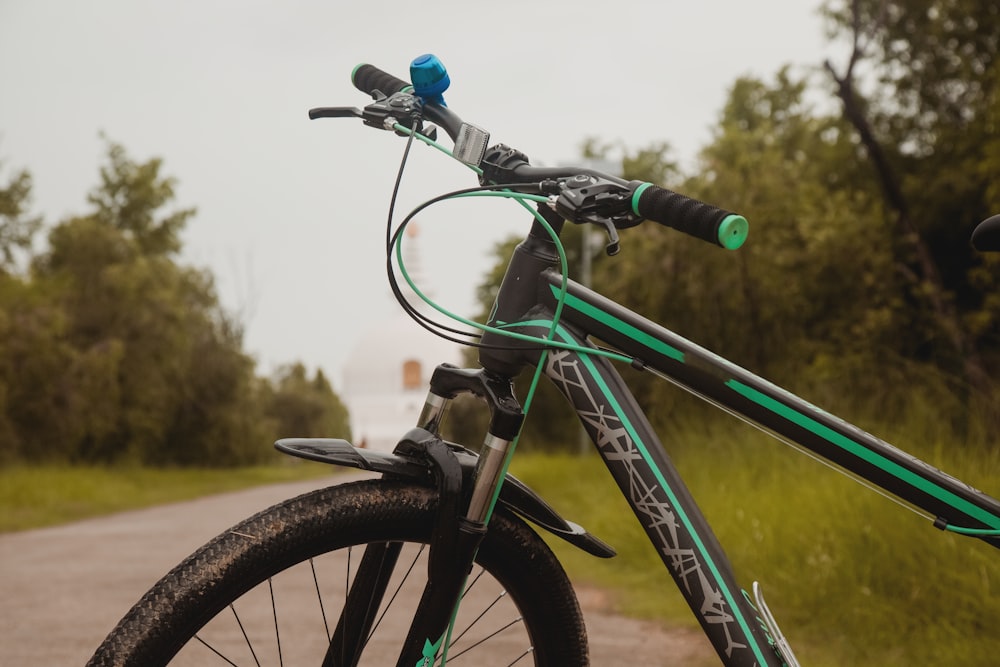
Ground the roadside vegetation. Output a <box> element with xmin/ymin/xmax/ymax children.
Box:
<box><xmin>0</xmin><ymin>461</ymin><xmax>335</xmax><ymax>532</ymax></box>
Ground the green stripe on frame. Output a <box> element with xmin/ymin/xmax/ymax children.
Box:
<box><xmin>727</xmin><ymin>379</ymin><xmax>1000</xmax><ymax>529</ymax></box>
<box><xmin>548</xmin><ymin>285</ymin><xmax>685</xmax><ymax>362</ymax></box>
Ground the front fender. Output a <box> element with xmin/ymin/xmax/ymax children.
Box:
<box><xmin>276</xmin><ymin>430</ymin><xmax>615</xmax><ymax>559</ymax></box>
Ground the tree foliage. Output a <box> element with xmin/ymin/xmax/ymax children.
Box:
<box><xmin>821</xmin><ymin>0</ymin><xmax>1000</xmax><ymax>400</ymax></box>
<box><xmin>263</xmin><ymin>363</ymin><xmax>351</xmax><ymax>441</ymax></box>
<box><xmin>467</xmin><ymin>0</ymin><xmax>1000</xmax><ymax>448</ymax></box>
<box><xmin>0</xmin><ymin>141</ymin><xmax>350</xmax><ymax>466</ymax></box>
<box><xmin>0</xmin><ymin>165</ymin><xmax>41</xmax><ymax>274</ymax></box>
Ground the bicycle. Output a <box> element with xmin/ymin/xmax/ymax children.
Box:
<box><xmin>87</xmin><ymin>54</ymin><xmax>1000</xmax><ymax>667</ymax></box>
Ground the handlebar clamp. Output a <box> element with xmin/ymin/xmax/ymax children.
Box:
<box><xmin>479</xmin><ymin>144</ymin><xmax>531</xmax><ymax>186</ymax></box>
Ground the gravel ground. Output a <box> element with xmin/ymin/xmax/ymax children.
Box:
<box><xmin>0</xmin><ymin>474</ymin><xmax>715</xmax><ymax>666</ymax></box>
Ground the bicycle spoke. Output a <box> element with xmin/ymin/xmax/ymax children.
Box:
<box><xmin>192</xmin><ymin>634</ymin><xmax>241</xmax><ymax>667</ymax></box>
<box><xmin>311</xmin><ymin>557</ymin><xmax>332</xmax><ymax>641</ymax></box>
<box><xmin>460</xmin><ymin>566</ymin><xmax>487</xmax><ymax>600</ymax></box>
<box><xmin>345</xmin><ymin>544</ymin><xmax>352</xmax><ymax>606</ymax></box>
<box><xmin>507</xmin><ymin>648</ymin><xmax>535</xmax><ymax>666</ymax></box>
<box><xmin>229</xmin><ymin>603</ymin><xmax>262</xmax><ymax>667</ymax></box>
<box><xmin>268</xmin><ymin>578</ymin><xmax>284</xmax><ymax>667</ymax></box>
<box><xmin>443</xmin><ymin>616</ymin><xmax>527</xmax><ymax>663</ymax></box>
<box><xmin>447</xmin><ymin>588</ymin><xmax>509</xmax><ymax>647</ymax></box>
<box><xmin>363</xmin><ymin>543</ymin><xmax>426</xmax><ymax>646</ymax></box>
<box><xmin>189</xmin><ymin>603</ymin><xmax>260</xmax><ymax>667</ymax></box>
<box><xmin>437</xmin><ymin>568</ymin><xmax>512</xmax><ymax>660</ymax></box>
<box><xmin>341</xmin><ymin>545</ymin><xmax>351</xmax><ymax>665</ymax></box>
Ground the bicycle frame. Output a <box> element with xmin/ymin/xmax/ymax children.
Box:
<box><xmin>470</xmin><ymin>219</ymin><xmax>1000</xmax><ymax>666</ymax></box>
<box><xmin>276</xmin><ymin>220</ymin><xmax>1000</xmax><ymax>666</ymax></box>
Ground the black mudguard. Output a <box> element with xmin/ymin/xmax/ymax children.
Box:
<box><xmin>276</xmin><ymin>428</ymin><xmax>615</xmax><ymax>559</ymax></box>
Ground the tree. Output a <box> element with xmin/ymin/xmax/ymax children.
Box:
<box><xmin>263</xmin><ymin>363</ymin><xmax>351</xmax><ymax>440</ymax></box>
<box><xmin>679</xmin><ymin>71</ymin><xmax>892</xmax><ymax>369</ymax></box>
<box><xmin>87</xmin><ymin>138</ymin><xmax>193</xmax><ymax>256</ymax></box>
<box><xmin>0</xmin><ymin>162</ymin><xmax>41</xmax><ymax>274</ymax></box>
<box><xmin>160</xmin><ymin>313</ymin><xmax>273</xmax><ymax>466</ymax></box>
<box><xmin>465</xmin><ymin>63</ymin><xmax>976</xmax><ymax>440</ymax></box>
<box><xmin>464</xmin><ymin>1</ymin><xmax>1000</xmax><ymax>439</ymax></box>
<box><xmin>20</xmin><ymin>141</ymin><xmax>268</xmax><ymax>464</ymax></box>
<box><xmin>36</xmin><ymin>210</ymin><xmax>214</xmax><ymax>461</ymax></box>
<box><xmin>0</xmin><ymin>142</ymin><xmax>354</xmax><ymax>466</ymax></box>
<box><xmin>0</xmin><ymin>160</ymin><xmax>44</xmax><ymax>460</ymax></box>
<box><xmin>822</xmin><ymin>0</ymin><xmax>1000</xmax><ymax>400</ymax></box>
<box><xmin>0</xmin><ymin>281</ymin><xmax>84</xmax><ymax>461</ymax></box>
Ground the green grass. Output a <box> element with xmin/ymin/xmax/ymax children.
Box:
<box><xmin>509</xmin><ymin>424</ymin><xmax>1000</xmax><ymax>667</ymax></box>
<box><xmin>0</xmin><ymin>460</ymin><xmax>336</xmax><ymax>533</ymax></box>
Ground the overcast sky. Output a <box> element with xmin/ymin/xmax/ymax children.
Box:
<box><xmin>0</xmin><ymin>0</ymin><xmax>835</xmax><ymax>389</ymax></box>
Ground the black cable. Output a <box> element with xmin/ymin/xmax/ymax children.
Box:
<box><xmin>379</xmin><ymin>117</ymin><xmax>578</xmax><ymax>354</ymax></box>
<box><xmin>386</xmin><ymin>185</ymin><xmax>570</xmax><ymax>353</ymax></box>
<box><xmin>380</xmin><ymin>116</ymin><xmax>478</xmax><ymax>342</ymax></box>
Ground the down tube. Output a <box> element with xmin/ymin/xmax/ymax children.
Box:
<box><xmin>541</xmin><ymin>334</ymin><xmax>782</xmax><ymax>667</ymax></box>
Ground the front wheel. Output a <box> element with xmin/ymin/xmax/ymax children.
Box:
<box><xmin>86</xmin><ymin>479</ymin><xmax>588</xmax><ymax>666</ymax></box>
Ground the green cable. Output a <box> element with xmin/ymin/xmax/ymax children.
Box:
<box><xmin>942</xmin><ymin>524</ymin><xmax>1000</xmax><ymax>537</ymax></box>
<box><xmin>392</xmin><ymin>188</ymin><xmax>636</xmax><ymax>533</ymax></box>
<box><xmin>392</xmin><ymin>192</ymin><xmax>631</xmax><ymax>364</ymax></box>
<box><xmin>390</xmin><ymin>121</ymin><xmax>631</xmax><ymax>361</ymax></box>
<box><xmin>387</xmin><ymin>121</ymin><xmax>637</xmax><ymax>665</ymax></box>
<box><xmin>390</xmin><ymin>172</ymin><xmax>577</xmax><ymax>667</ymax></box>
<box><xmin>393</xmin><ymin>123</ymin><xmax>484</xmax><ymax>175</ymax></box>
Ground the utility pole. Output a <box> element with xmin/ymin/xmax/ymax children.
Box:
<box><xmin>567</xmin><ymin>157</ymin><xmax>620</xmax><ymax>455</ymax></box>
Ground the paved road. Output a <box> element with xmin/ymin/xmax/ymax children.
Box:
<box><xmin>0</xmin><ymin>474</ymin><xmax>714</xmax><ymax>666</ymax></box>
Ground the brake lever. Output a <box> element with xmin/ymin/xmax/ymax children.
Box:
<box><xmin>308</xmin><ymin>106</ymin><xmax>363</xmax><ymax>120</ymax></box>
<box><xmin>307</xmin><ymin>97</ymin><xmax>439</xmax><ymax>142</ymax></box>
<box><xmin>599</xmin><ymin>222</ymin><xmax>621</xmax><ymax>256</ymax></box>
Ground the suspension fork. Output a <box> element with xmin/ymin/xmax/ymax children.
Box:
<box><xmin>417</xmin><ymin>365</ymin><xmax>526</xmax><ymax>524</ymax></box>
<box><xmin>329</xmin><ymin>365</ymin><xmax>524</xmax><ymax>667</ymax></box>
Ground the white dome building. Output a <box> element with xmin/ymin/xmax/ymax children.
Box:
<box><xmin>341</xmin><ymin>227</ymin><xmax>465</xmax><ymax>452</ymax></box>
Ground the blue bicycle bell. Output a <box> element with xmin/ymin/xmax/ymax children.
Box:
<box><xmin>410</xmin><ymin>54</ymin><xmax>450</xmax><ymax>106</ymax></box>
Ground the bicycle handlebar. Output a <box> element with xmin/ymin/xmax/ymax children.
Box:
<box><xmin>352</xmin><ymin>64</ymin><xmax>411</xmax><ymax>97</ymax></box>
<box><xmin>344</xmin><ymin>58</ymin><xmax>748</xmax><ymax>250</ymax></box>
<box><xmin>632</xmin><ymin>183</ymin><xmax>748</xmax><ymax>249</ymax></box>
